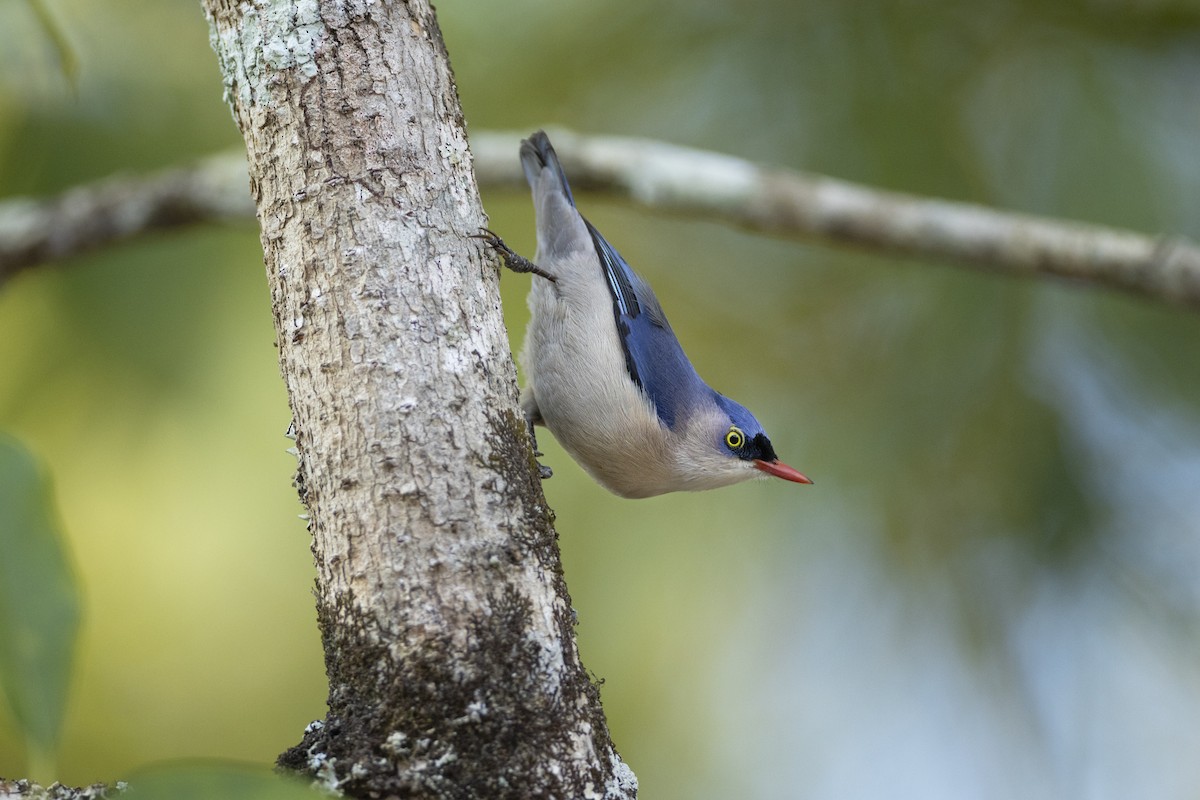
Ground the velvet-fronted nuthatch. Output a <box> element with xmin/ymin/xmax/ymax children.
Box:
<box><xmin>476</xmin><ymin>131</ymin><xmax>811</xmax><ymax>498</ymax></box>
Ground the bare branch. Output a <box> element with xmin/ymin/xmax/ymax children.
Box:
<box><xmin>475</xmin><ymin>130</ymin><xmax>1200</xmax><ymax>310</ymax></box>
<box><xmin>3</xmin><ymin>130</ymin><xmax>1198</xmax><ymax>310</ymax></box>
<box><xmin>0</xmin><ymin>152</ymin><xmax>252</xmax><ymax>284</ymax></box>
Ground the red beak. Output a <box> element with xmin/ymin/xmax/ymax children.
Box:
<box><xmin>754</xmin><ymin>459</ymin><xmax>813</xmax><ymax>485</ymax></box>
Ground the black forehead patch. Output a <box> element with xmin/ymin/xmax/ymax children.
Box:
<box><xmin>751</xmin><ymin>433</ymin><xmax>777</xmax><ymax>462</ymax></box>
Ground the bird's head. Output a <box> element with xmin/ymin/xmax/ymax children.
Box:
<box><xmin>666</xmin><ymin>393</ymin><xmax>812</xmax><ymax>491</ymax></box>
<box><xmin>712</xmin><ymin>394</ymin><xmax>812</xmax><ymax>485</ymax></box>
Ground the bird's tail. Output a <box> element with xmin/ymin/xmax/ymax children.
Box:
<box><xmin>520</xmin><ymin>131</ymin><xmax>576</xmax><ymax>207</ymax></box>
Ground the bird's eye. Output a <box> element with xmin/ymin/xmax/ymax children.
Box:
<box><xmin>725</xmin><ymin>426</ymin><xmax>746</xmax><ymax>450</ymax></box>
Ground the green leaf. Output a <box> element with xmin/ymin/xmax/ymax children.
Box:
<box><xmin>0</xmin><ymin>434</ymin><xmax>81</xmax><ymax>762</ymax></box>
<box><xmin>127</xmin><ymin>762</ymin><xmax>327</xmax><ymax>800</ymax></box>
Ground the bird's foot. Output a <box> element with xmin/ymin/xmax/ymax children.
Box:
<box><xmin>471</xmin><ymin>228</ymin><xmax>558</xmax><ymax>283</ymax></box>
<box><xmin>524</xmin><ymin>415</ymin><xmax>553</xmax><ymax>481</ymax></box>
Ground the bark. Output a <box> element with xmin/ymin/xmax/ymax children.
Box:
<box><xmin>0</xmin><ymin>778</ymin><xmax>116</xmax><ymax>799</ymax></box>
<box><xmin>199</xmin><ymin>1</ymin><xmax>634</xmax><ymax>798</ymax></box>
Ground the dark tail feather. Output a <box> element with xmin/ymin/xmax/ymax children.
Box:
<box><xmin>519</xmin><ymin>131</ymin><xmax>576</xmax><ymax>207</ymax></box>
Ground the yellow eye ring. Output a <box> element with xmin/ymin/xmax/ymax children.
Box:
<box><xmin>725</xmin><ymin>426</ymin><xmax>746</xmax><ymax>450</ymax></box>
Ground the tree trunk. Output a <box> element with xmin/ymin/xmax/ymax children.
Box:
<box><xmin>200</xmin><ymin>1</ymin><xmax>635</xmax><ymax>797</ymax></box>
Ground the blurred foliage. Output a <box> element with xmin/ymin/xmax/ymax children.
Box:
<box><xmin>126</xmin><ymin>761</ymin><xmax>323</xmax><ymax>800</ymax></box>
<box><xmin>0</xmin><ymin>435</ymin><xmax>79</xmax><ymax>780</ymax></box>
<box><xmin>1</xmin><ymin>0</ymin><xmax>1199</xmax><ymax>798</ymax></box>
<box><xmin>24</xmin><ymin>0</ymin><xmax>78</xmax><ymax>91</ymax></box>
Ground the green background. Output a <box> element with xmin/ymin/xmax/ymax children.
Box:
<box><xmin>2</xmin><ymin>0</ymin><xmax>1200</xmax><ymax>797</ymax></box>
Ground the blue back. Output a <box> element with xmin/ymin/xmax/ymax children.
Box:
<box><xmin>583</xmin><ymin>220</ymin><xmax>713</xmax><ymax>431</ymax></box>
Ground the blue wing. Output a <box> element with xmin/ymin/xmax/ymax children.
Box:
<box><xmin>583</xmin><ymin>219</ymin><xmax>709</xmax><ymax>430</ymax></box>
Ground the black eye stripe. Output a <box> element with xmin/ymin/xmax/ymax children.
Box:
<box><xmin>722</xmin><ymin>426</ymin><xmax>778</xmax><ymax>463</ymax></box>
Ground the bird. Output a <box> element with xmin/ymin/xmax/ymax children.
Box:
<box><xmin>475</xmin><ymin>131</ymin><xmax>811</xmax><ymax>498</ymax></box>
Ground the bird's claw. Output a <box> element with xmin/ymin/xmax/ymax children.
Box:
<box><xmin>523</xmin><ymin>415</ymin><xmax>553</xmax><ymax>481</ymax></box>
<box><xmin>471</xmin><ymin>227</ymin><xmax>558</xmax><ymax>283</ymax></box>
<box><xmin>533</xmin><ymin>447</ymin><xmax>552</xmax><ymax>479</ymax></box>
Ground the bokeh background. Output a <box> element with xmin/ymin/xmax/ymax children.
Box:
<box><xmin>2</xmin><ymin>0</ymin><xmax>1200</xmax><ymax>797</ymax></box>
